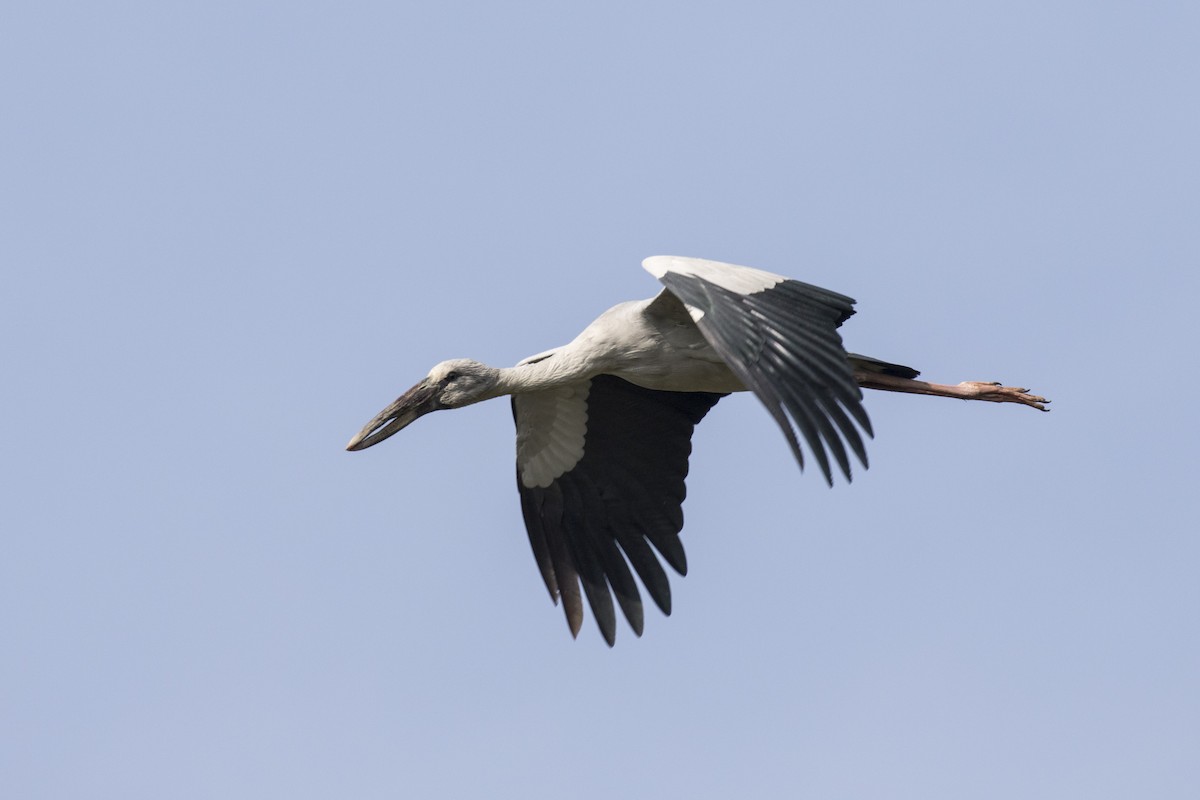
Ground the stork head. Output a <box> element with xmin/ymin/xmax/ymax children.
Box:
<box><xmin>345</xmin><ymin>359</ymin><xmax>500</xmax><ymax>451</ymax></box>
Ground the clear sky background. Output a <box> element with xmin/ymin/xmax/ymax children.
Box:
<box><xmin>3</xmin><ymin>2</ymin><xmax>1198</xmax><ymax>798</ymax></box>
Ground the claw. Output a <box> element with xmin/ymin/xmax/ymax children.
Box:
<box><xmin>956</xmin><ymin>381</ymin><xmax>1050</xmax><ymax>411</ymax></box>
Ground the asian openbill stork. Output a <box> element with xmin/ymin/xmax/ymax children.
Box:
<box><xmin>347</xmin><ymin>256</ymin><xmax>1048</xmax><ymax>645</ymax></box>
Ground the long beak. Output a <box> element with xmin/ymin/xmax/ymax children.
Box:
<box><xmin>346</xmin><ymin>380</ymin><xmax>441</xmax><ymax>451</ymax></box>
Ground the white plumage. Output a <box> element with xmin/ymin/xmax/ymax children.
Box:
<box><xmin>643</xmin><ymin>255</ymin><xmax>784</xmax><ymax>294</ymax></box>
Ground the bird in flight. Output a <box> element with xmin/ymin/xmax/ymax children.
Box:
<box><xmin>347</xmin><ymin>256</ymin><xmax>1048</xmax><ymax>645</ymax></box>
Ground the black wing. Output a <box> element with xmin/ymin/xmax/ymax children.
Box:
<box><xmin>653</xmin><ymin>266</ymin><xmax>872</xmax><ymax>485</ymax></box>
<box><xmin>512</xmin><ymin>375</ymin><xmax>724</xmax><ymax>646</ymax></box>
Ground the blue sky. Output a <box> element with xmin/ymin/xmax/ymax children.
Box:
<box><xmin>3</xmin><ymin>2</ymin><xmax>1198</xmax><ymax>798</ymax></box>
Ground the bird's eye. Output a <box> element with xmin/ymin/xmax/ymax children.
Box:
<box><xmin>445</xmin><ymin>370</ymin><xmax>460</xmax><ymax>382</ymax></box>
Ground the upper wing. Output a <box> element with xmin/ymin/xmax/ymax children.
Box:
<box><xmin>644</xmin><ymin>255</ymin><xmax>872</xmax><ymax>485</ymax></box>
<box><xmin>512</xmin><ymin>374</ymin><xmax>724</xmax><ymax>646</ymax></box>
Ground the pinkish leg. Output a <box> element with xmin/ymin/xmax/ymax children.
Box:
<box><xmin>854</xmin><ymin>370</ymin><xmax>1050</xmax><ymax>411</ymax></box>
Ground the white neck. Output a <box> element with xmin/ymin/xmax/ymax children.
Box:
<box><xmin>492</xmin><ymin>351</ymin><xmax>595</xmax><ymax>397</ymax></box>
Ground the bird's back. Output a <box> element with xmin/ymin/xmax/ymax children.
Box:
<box><xmin>560</xmin><ymin>296</ymin><xmax>745</xmax><ymax>394</ymax></box>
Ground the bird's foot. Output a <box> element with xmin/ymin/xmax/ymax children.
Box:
<box><xmin>854</xmin><ymin>371</ymin><xmax>1050</xmax><ymax>411</ymax></box>
<box><xmin>956</xmin><ymin>382</ymin><xmax>1050</xmax><ymax>411</ymax></box>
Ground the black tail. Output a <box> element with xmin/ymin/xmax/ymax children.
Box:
<box><xmin>846</xmin><ymin>353</ymin><xmax>920</xmax><ymax>380</ymax></box>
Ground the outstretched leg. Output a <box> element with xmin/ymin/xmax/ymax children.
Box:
<box><xmin>853</xmin><ymin>370</ymin><xmax>1050</xmax><ymax>411</ymax></box>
